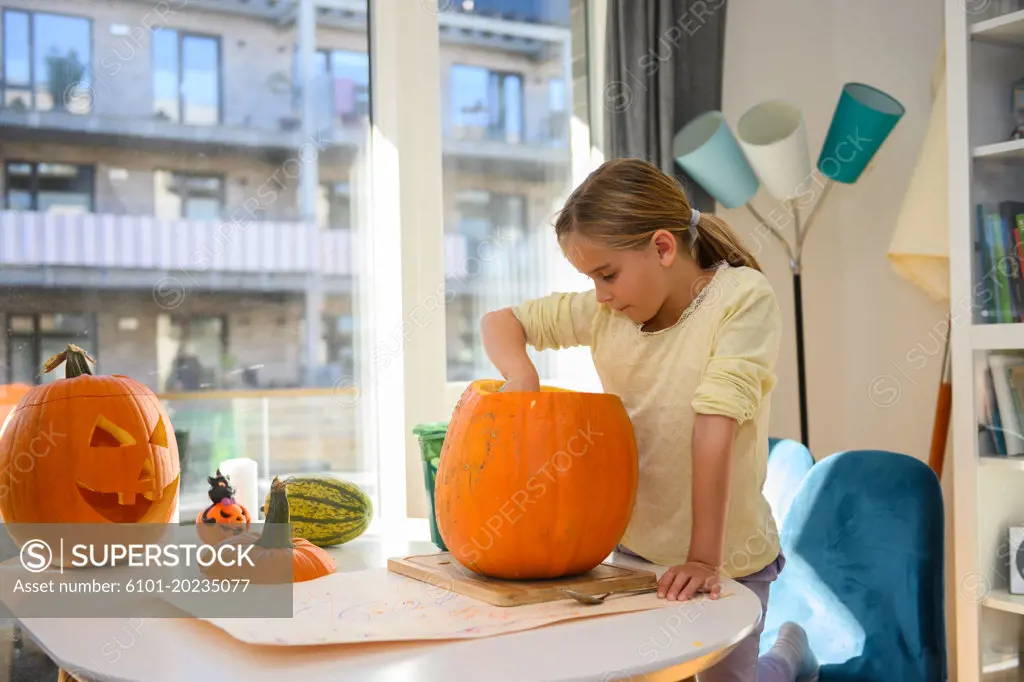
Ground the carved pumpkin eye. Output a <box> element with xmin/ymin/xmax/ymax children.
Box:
<box><xmin>149</xmin><ymin>416</ymin><xmax>168</xmax><ymax>448</ymax></box>
<box><xmin>89</xmin><ymin>416</ymin><xmax>137</xmax><ymax>447</ymax></box>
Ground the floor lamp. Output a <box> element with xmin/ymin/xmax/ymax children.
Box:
<box><xmin>672</xmin><ymin>83</ymin><xmax>905</xmax><ymax>447</ymax></box>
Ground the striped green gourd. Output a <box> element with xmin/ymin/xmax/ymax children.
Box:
<box><xmin>263</xmin><ymin>475</ymin><xmax>373</xmax><ymax>547</ymax></box>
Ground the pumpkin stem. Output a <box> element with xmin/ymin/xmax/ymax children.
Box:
<box><xmin>42</xmin><ymin>344</ymin><xmax>95</xmax><ymax>379</ymax></box>
<box><xmin>255</xmin><ymin>476</ymin><xmax>292</xmax><ymax>549</ymax></box>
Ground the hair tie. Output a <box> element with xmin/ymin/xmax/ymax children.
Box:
<box><xmin>688</xmin><ymin>209</ymin><xmax>701</xmax><ymax>241</ymax></box>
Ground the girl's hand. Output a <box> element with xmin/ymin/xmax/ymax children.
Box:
<box><xmin>657</xmin><ymin>561</ymin><xmax>722</xmax><ymax>601</ymax></box>
<box><xmin>500</xmin><ymin>367</ymin><xmax>540</xmax><ymax>392</ymax></box>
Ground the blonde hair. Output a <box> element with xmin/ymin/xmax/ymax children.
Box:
<box><xmin>553</xmin><ymin>158</ymin><xmax>761</xmax><ymax>272</ymax></box>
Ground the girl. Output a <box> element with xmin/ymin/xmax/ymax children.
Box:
<box><xmin>480</xmin><ymin>159</ymin><xmax>818</xmax><ymax>682</ymax></box>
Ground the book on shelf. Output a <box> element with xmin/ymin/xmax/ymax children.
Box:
<box><xmin>979</xmin><ymin>352</ymin><xmax>1024</xmax><ymax>456</ymax></box>
<box><xmin>974</xmin><ymin>201</ymin><xmax>1024</xmax><ymax>323</ymax></box>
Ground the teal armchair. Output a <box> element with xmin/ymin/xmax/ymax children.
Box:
<box><xmin>765</xmin><ymin>438</ymin><xmax>815</xmax><ymax>529</ymax></box>
<box><xmin>759</xmin><ymin>450</ymin><xmax>947</xmax><ymax>682</ymax></box>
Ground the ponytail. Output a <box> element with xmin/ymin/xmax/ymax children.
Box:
<box><xmin>688</xmin><ymin>211</ymin><xmax>761</xmax><ymax>272</ymax></box>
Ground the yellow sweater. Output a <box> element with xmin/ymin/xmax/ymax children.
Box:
<box><xmin>511</xmin><ymin>263</ymin><xmax>782</xmax><ymax>577</ymax></box>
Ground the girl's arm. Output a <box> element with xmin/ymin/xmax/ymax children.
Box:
<box><xmin>657</xmin><ymin>414</ymin><xmax>735</xmax><ymax>602</ymax></box>
<box><xmin>480</xmin><ymin>309</ymin><xmax>540</xmax><ymax>391</ymax></box>
<box><xmin>687</xmin><ymin>413</ymin><xmax>736</xmax><ymax>570</ymax></box>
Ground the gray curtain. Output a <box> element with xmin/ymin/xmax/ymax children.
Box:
<box><xmin>605</xmin><ymin>0</ymin><xmax>728</xmax><ymax>212</ymax></box>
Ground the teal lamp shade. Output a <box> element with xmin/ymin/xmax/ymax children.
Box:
<box><xmin>736</xmin><ymin>99</ymin><xmax>813</xmax><ymax>201</ymax></box>
<box><xmin>817</xmin><ymin>82</ymin><xmax>905</xmax><ymax>184</ymax></box>
<box><xmin>672</xmin><ymin>110</ymin><xmax>759</xmax><ymax>209</ymax></box>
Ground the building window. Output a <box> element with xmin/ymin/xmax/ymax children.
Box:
<box><xmin>154</xmin><ymin>171</ymin><xmax>224</xmax><ymax>220</ymax></box>
<box><xmin>158</xmin><ymin>315</ymin><xmax>228</xmax><ymax>392</ymax></box>
<box><xmin>4</xmin><ymin>162</ymin><xmax>95</xmax><ymax>213</ymax></box>
<box><xmin>294</xmin><ymin>48</ymin><xmax>370</xmax><ymax>128</ymax></box>
<box><xmin>317</xmin><ymin>182</ymin><xmax>351</xmax><ymax>230</ymax></box>
<box><xmin>546</xmin><ymin>77</ymin><xmax>568</xmax><ymax>144</ymax></box>
<box><xmin>153</xmin><ymin>29</ymin><xmax>221</xmax><ymax>125</ymax></box>
<box><xmin>447</xmin><ymin>190</ymin><xmax>527</xmax><ymax>381</ymax></box>
<box><xmin>2</xmin><ymin>9</ymin><xmax>92</xmax><ymax>114</ymax></box>
<box><xmin>7</xmin><ymin>313</ymin><xmax>96</xmax><ymax>385</ymax></box>
<box><xmin>450</xmin><ymin>64</ymin><xmax>523</xmax><ymax>144</ymax></box>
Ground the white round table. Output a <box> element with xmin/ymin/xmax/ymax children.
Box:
<box><xmin>33</xmin><ymin>533</ymin><xmax>763</xmax><ymax>682</ymax></box>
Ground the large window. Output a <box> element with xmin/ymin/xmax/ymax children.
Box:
<box><xmin>4</xmin><ymin>162</ymin><xmax>94</xmax><ymax>213</ymax></box>
<box><xmin>0</xmin><ymin>0</ymin><xmax>597</xmax><ymax>534</ymax></box>
<box><xmin>153</xmin><ymin>29</ymin><xmax>221</xmax><ymax>125</ymax></box>
<box><xmin>2</xmin><ymin>9</ymin><xmax>92</xmax><ymax>113</ymax></box>
<box><xmin>440</xmin><ymin>0</ymin><xmax>588</xmax><ymax>383</ymax></box>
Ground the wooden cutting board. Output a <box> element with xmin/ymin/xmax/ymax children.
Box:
<box><xmin>387</xmin><ymin>552</ymin><xmax>658</xmax><ymax>607</ymax></box>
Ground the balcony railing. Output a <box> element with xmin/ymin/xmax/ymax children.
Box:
<box><xmin>0</xmin><ymin>210</ymin><xmax>548</xmax><ymax>284</ymax></box>
<box><xmin>0</xmin><ymin>210</ymin><xmax>347</xmax><ymax>275</ymax></box>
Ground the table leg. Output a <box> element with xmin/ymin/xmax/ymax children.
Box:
<box><xmin>57</xmin><ymin>669</ymin><xmax>80</xmax><ymax>682</ymax></box>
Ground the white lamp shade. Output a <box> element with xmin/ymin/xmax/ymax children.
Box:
<box><xmin>736</xmin><ymin>99</ymin><xmax>812</xmax><ymax>201</ymax></box>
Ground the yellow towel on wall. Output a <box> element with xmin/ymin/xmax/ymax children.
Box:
<box><xmin>887</xmin><ymin>44</ymin><xmax>949</xmax><ymax>302</ymax></box>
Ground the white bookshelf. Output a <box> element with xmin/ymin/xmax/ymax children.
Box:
<box><xmin>949</xmin><ymin>3</ymin><xmax>1024</xmax><ymax>680</ymax></box>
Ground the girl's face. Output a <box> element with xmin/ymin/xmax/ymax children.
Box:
<box><xmin>562</xmin><ymin>231</ymin><xmax>678</xmax><ymax>325</ymax></box>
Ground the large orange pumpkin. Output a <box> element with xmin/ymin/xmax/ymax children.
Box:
<box><xmin>434</xmin><ymin>379</ymin><xmax>638</xmax><ymax>580</ymax></box>
<box><xmin>0</xmin><ymin>345</ymin><xmax>180</xmax><ymax>529</ymax></box>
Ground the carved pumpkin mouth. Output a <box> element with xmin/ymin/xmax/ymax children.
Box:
<box><xmin>76</xmin><ymin>478</ymin><xmax>179</xmax><ymax>523</ymax></box>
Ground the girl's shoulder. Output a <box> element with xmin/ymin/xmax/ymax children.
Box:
<box><xmin>713</xmin><ymin>264</ymin><xmax>779</xmax><ymax>307</ymax></box>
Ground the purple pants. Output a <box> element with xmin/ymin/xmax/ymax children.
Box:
<box><xmin>699</xmin><ymin>551</ymin><xmax>787</xmax><ymax>682</ymax></box>
<box><xmin>615</xmin><ymin>546</ymin><xmax>790</xmax><ymax>682</ymax></box>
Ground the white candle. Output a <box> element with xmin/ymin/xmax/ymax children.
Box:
<box><xmin>219</xmin><ymin>458</ymin><xmax>259</xmax><ymax>522</ymax></box>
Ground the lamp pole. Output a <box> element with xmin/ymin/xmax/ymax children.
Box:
<box><xmin>745</xmin><ymin>180</ymin><xmax>834</xmax><ymax>448</ymax></box>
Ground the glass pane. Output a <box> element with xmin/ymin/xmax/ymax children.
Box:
<box><xmin>181</xmin><ymin>35</ymin><xmax>220</xmax><ymax>125</ymax></box>
<box><xmin>6</xmin><ymin>190</ymin><xmax>32</xmax><ymax>211</ymax></box>
<box><xmin>440</xmin><ymin>0</ymin><xmax>587</xmax><ymax>382</ymax></box>
<box><xmin>2</xmin><ymin>0</ymin><xmax>379</xmax><ymax>535</ymax></box>
<box><xmin>3</xmin><ymin>11</ymin><xmax>30</xmax><ymax>86</ymax></box>
<box><xmin>184</xmin><ymin>197</ymin><xmax>221</xmax><ymax>220</ymax></box>
<box><xmin>33</xmin><ymin>12</ymin><xmax>91</xmax><ymax>114</ymax></box>
<box><xmin>8</xmin><ymin>336</ymin><xmax>35</xmax><ymax>385</ymax></box>
<box><xmin>152</xmin><ymin>28</ymin><xmax>180</xmax><ymax>121</ymax></box>
<box><xmin>8</xmin><ymin>316</ymin><xmax>33</xmax><ymax>333</ymax></box>
<box><xmin>39</xmin><ymin>313</ymin><xmax>92</xmax><ymax>333</ymax></box>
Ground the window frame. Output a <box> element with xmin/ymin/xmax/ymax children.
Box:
<box><xmin>366</xmin><ymin>0</ymin><xmax>604</xmax><ymax>525</ymax></box>
<box><xmin>152</xmin><ymin>27</ymin><xmax>224</xmax><ymax>126</ymax></box>
<box><xmin>153</xmin><ymin>170</ymin><xmax>226</xmax><ymax>220</ymax></box>
<box><xmin>1</xmin><ymin>8</ymin><xmax>94</xmax><ymax>114</ymax></box>
<box><xmin>3</xmin><ymin>160</ymin><xmax>96</xmax><ymax>212</ymax></box>
<box><xmin>5</xmin><ymin>312</ymin><xmax>98</xmax><ymax>385</ymax></box>
<box><xmin>448</xmin><ymin>62</ymin><xmax>526</xmax><ymax>143</ymax></box>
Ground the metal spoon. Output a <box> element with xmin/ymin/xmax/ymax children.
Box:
<box><xmin>561</xmin><ymin>586</ymin><xmax>659</xmax><ymax>605</ymax></box>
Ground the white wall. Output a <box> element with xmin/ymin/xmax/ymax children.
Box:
<box><xmin>719</xmin><ymin>0</ymin><xmax>954</xmax><ymax>672</ymax></box>
<box><xmin>720</xmin><ymin>0</ymin><xmax>947</xmax><ymax>463</ymax></box>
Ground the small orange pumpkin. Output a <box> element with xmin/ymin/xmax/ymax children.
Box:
<box><xmin>0</xmin><ymin>345</ymin><xmax>180</xmax><ymax>534</ymax></box>
<box><xmin>435</xmin><ymin>379</ymin><xmax>638</xmax><ymax>580</ymax></box>
<box><xmin>202</xmin><ymin>476</ymin><xmax>335</xmax><ymax>584</ymax></box>
<box><xmin>0</xmin><ymin>383</ymin><xmax>32</xmax><ymax>430</ymax></box>
<box><xmin>196</xmin><ymin>469</ymin><xmax>251</xmax><ymax>545</ymax></box>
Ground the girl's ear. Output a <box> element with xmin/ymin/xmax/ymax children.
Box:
<box><xmin>651</xmin><ymin>229</ymin><xmax>678</xmax><ymax>266</ymax></box>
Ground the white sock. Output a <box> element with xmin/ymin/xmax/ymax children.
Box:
<box><xmin>765</xmin><ymin>622</ymin><xmax>819</xmax><ymax>681</ymax></box>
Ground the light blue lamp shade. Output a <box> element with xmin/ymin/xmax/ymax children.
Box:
<box><xmin>817</xmin><ymin>82</ymin><xmax>905</xmax><ymax>184</ymax></box>
<box><xmin>672</xmin><ymin>110</ymin><xmax>759</xmax><ymax>209</ymax></box>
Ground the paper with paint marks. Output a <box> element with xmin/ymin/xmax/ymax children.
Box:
<box><xmin>168</xmin><ymin>568</ymin><xmax>715</xmax><ymax>646</ymax></box>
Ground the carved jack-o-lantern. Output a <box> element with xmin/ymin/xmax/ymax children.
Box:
<box><xmin>0</xmin><ymin>345</ymin><xmax>180</xmax><ymax>527</ymax></box>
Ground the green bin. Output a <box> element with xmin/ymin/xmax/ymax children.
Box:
<box><xmin>412</xmin><ymin>421</ymin><xmax>449</xmax><ymax>550</ymax></box>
